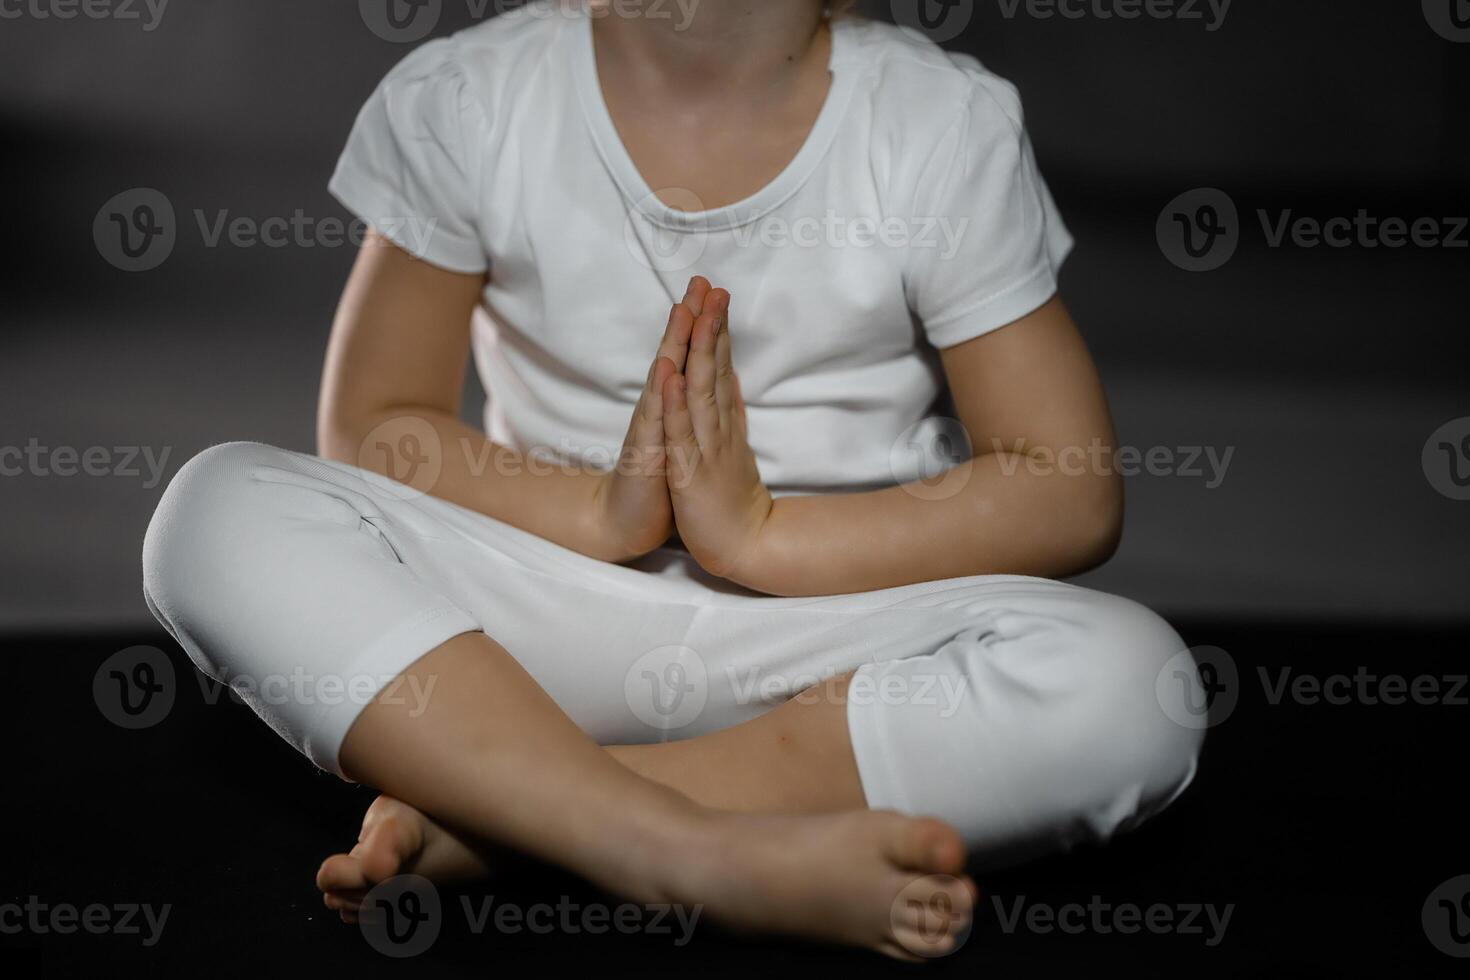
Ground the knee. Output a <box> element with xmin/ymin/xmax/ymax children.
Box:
<box><xmin>1059</xmin><ymin>594</ymin><xmax>1204</xmax><ymax>828</ymax></box>
<box><xmin>141</xmin><ymin>441</ymin><xmax>294</xmax><ymax>623</ymax></box>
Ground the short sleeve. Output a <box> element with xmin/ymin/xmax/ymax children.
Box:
<box><xmin>328</xmin><ymin>39</ymin><xmax>489</xmax><ymax>274</ymax></box>
<box><xmin>905</xmin><ymin>79</ymin><xmax>1073</xmax><ymax>349</ymax></box>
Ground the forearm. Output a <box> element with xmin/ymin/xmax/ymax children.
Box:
<box><xmin>734</xmin><ymin>453</ymin><xmax>1123</xmax><ymax>596</ymax></box>
<box><xmin>320</xmin><ymin>407</ymin><xmax>626</xmax><ymax>561</ymax></box>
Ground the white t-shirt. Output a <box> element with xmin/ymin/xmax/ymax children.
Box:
<box><xmin>329</xmin><ymin>0</ymin><xmax>1072</xmax><ymax>494</ymax></box>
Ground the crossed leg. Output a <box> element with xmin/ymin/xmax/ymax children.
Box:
<box><xmin>314</xmin><ymin>631</ymin><xmax>969</xmax><ymax>959</ymax></box>
<box><xmin>318</xmin><ymin>669</ymin><xmax>865</xmax><ymax>896</ymax></box>
<box><xmin>145</xmin><ymin>419</ymin><xmax>1197</xmax><ymax>958</ymax></box>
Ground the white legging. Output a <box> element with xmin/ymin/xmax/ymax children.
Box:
<box><xmin>142</xmin><ymin>442</ymin><xmax>1203</xmax><ymax>863</ymax></box>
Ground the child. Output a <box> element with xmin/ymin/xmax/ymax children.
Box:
<box><xmin>143</xmin><ymin>0</ymin><xmax>1202</xmax><ymax>958</ymax></box>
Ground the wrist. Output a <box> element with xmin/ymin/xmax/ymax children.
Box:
<box><xmin>724</xmin><ymin>493</ymin><xmax>783</xmax><ymax>592</ymax></box>
<box><xmin>581</xmin><ymin>471</ymin><xmax>629</xmax><ymax>563</ymax></box>
<box><xmin>584</xmin><ymin>470</ymin><xmax>673</xmax><ymax>564</ymax></box>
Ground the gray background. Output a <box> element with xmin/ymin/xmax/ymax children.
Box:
<box><xmin>2</xmin><ymin>0</ymin><xmax>1467</xmax><ymax>629</ymax></box>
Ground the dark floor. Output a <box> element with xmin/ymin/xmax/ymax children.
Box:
<box><xmin>7</xmin><ymin>620</ymin><xmax>1469</xmax><ymax>976</ymax></box>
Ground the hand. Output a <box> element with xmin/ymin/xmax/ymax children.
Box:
<box><xmin>588</xmin><ymin>276</ymin><xmax>709</xmax><ymax>561</ymax></box>
<box><xmin>662</xmin><ymin>287</ymin><xmax>775</xmax><ymax>583</ymax></box>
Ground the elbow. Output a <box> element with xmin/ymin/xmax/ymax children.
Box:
<box><xmin>1063</xmin><ymin>472</ymin><xmax>1125</xmax><ymax>576</ymax></box>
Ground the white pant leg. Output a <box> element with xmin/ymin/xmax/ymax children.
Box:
<box><xmin>142</xmin><ymin>442</ymin><xmax>482</xmax><ymax>770</ymax></box>
<box><xmin>145</xmin><ymin>442</ymin><xmax>1202</xmax><ymax>859</ymax></box>
<box><xmin>824</xmin><ymin>582</ymin><xmax>1202</xmax><ymax>864</ymax></box>
<box><xmin>629</xmin><ymin>578</ymin><xmax>1204</xmax><ymax>862</ymax></box>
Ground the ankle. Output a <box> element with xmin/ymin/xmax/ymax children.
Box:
<box><xmin>610</xmin><ymin>797</ymin><xmax>727</xmax><ymax>905</ymax></box>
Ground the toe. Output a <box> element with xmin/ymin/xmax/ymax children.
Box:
<box><xmin>322</xmin><ymin>891</ymin><xmax>364</xmax><ymax>914</ymax></box>
<box><xmin>881</xmin><ymin>815</ymin><xmax>967</xmax><ymax>874</ymax></box>
<box><xmin>316</xmin><ymin>853</ymin><xmax>369</xmax><ymax>895</ymax></box>
<box><xmin>355</xmin><ymin>816</ymin><xmax>411</xmax><ymax>883</ymax></box>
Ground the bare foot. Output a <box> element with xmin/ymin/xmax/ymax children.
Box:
<box><xmin>649</xmin><ymin>808</ymin><xmax>976</xmax><ymax>960</ymax></box>
<box><xmin>319</xmin><ymin>798</ymin><xmax>973</xmax><ymax>958</ymax></box>
<box><xmin>315</xmin><ymin>794</ymin><xmax>493</xmax><ymax>922</ymax></box>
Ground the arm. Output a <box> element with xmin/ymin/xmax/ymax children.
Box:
<box><xmin>318</xmin><ymin>232</ymin><xmax>702</xmax><ymax>563</ymax></box>
<box><xmin>747</xmin><ymin>297</ymin><xmax>1121</xmax><ymax>595</ymax></box>
<box><xmin>666</xmin><ymin>295</ymin><xmax>1122</xmax><ymax>596</ymax></box>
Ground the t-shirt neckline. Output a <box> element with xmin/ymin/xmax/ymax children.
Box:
<box><xmin>570</xmin><ymin>9</ymin><xmax>856</xmax><ymax>232</ymax></box>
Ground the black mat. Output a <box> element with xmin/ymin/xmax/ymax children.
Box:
<box><xmin>8</xmin><ymin>621</ymin><xmax>1468</xmax><ymax>977</ymax></box>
